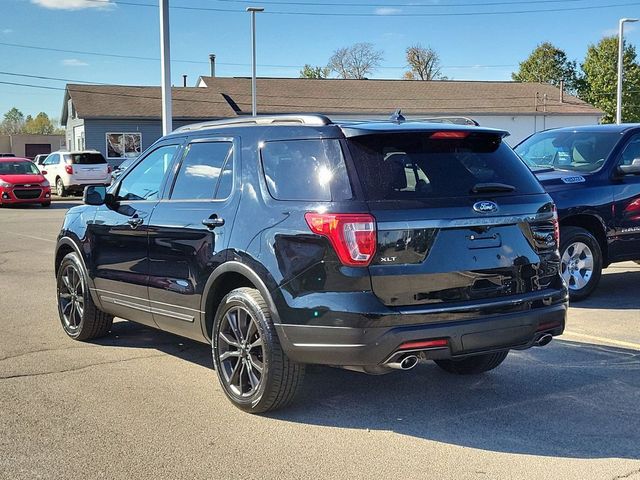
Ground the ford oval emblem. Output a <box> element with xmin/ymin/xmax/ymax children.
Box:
<box><xmin>473</xmin><ymin>201</ymin><xmax>499</xmax><ymax>214</ymax></box>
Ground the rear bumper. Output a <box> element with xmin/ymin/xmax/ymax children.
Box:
<box><xmin>66</xmin><ymin>178</ymin><xmax>111</xmax><ymax>190</ymax></box>
<box><xmin>275</xmin><ymin>300</ymin><xmax>567</xmax><ymax>367</ymax></box>
<box><xmin>0</xmin><ymin>186</ymin><xmax>51</xmax><ymax>204</ymax></box>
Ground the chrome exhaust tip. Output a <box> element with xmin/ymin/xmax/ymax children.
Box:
<box><xmin>535</xmin><ymin>333</ymin><xmax>553</xmax><ymax>347</ymax></box>
<box><xmin>386</xmin><ymin>354</ymin><xmax>419</xmax><ymax>371</ymax></box>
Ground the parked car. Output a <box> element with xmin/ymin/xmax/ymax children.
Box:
<box><xmin>54</xmin><ymin>114</ymin><xmax>567</xmax><ymax>413</ymax></box>
<box><xmin>42</xmin><ymin>150</ymin><xmax>111</xmax><ymax>197</ymax></box>
<box><xmin>110</xmin><ymin>157</ymin><xmax>137</xmax><ymax>183</ymax></box>
<box><xmin>0</xmin><ymin>157</ymin><xmax>51</xmax><ymax>207</ymax></box>
<box><xmin>515</xmin><ymin>124</ymin><xmax>640</xmax><ymax>300</ymax></box>
<box><xmin>33</xmin><ymin>154</ymin><xmax>49</xmax><ymax>169</ymax></box>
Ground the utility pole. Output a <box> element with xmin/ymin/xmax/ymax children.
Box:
<box><xmin>617</xmin><ymin>18</ymin><xmax>639</xmax><ymax>124</ymax></box>
<box><xmin>247</xmin><ymin>7</ymin><xmax>264</xmax><ymax>117</ymax></box>
<box><xmin>160</xmin><ymin>0</ymin><xmax>172</xmax><ymax>135</ymax></box>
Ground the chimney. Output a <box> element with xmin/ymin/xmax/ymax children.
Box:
<box><xmin>209</xmin><ymin>54</ymin><xmax>216</xmax><ymax>77</ymax></box>
<box><xmin>559</xmin><ymin>80</ymin><xmax>564</xmax><ymax>103</ymax></box>
<box><xmin>182</xmin><ymin>74</ymin><xmax>187</xmax><ymax>87</ymax></box>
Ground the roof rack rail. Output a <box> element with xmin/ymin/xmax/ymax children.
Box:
<box><xmin>175</xmin><ymin>114</ymin><xmax>333</xmax><ymax>132</ymax></box>
<box><xmin>412</xmin><ymin>116</ymin><xmax>480</xmax><ymax>126</ymax></box>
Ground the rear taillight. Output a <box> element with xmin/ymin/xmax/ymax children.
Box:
<box><xmin>552</xmin><ymin>204</ymin><xmax>560</xmax><ymax>246</ymax></box>
<box><xmin>305</xmin><ymin>212</ymin><xmax>376</xmax><ymax>267</ymax></box>
<box><xmin>65</xmin><ymin>164</ymin><xmax>73</xmax><ymax>175</ymax></box>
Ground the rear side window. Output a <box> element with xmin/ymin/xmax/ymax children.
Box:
<box><xmin>347</xmin><ymin>132</ymin><xmax>544</xmax><ymax>200</ymax></box>
<box><xmin>170</xmin><ymin>141</ymin><xmax>233</xmax><ymax>200</ymax></box>
<box><xmin>65</xmin><ymin>153</ymin><xmax>106</xmax><ymax>165</ymax></box>
<box><xmin>261</xmin><ymin>139</ymin><xmax>352</xmax><ymax>201</ymax></box>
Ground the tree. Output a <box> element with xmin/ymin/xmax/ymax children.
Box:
<box><xmin>579</xmin><ymin>36</ymin><xmax>640</xmax><ymax>124</ymax></box>
<box><xmin>512</xmin><ymin>42</ymin><xmax>579</xmax><ymax>92</ymax></box>
<box><xmin>327</xmin><ymin>43</ymin><xmax>383</xmax><ymax>79</ymax></box>
<box><xmin>24</xmin><ymin>112</ymin><xmax>55</xmax><ymax>135</ymax></box>
<box><xmin>1</xmin><ymin>107</ymin><xmax>25</xmax><ymax>134</ymax></box>
<box><xmin>299</xmin><ymin>64</ymin><xmax>330</xmax><ymax>79</ymax></box>
<box><xmin>404</xmin><ymin>44</ymin><xmax>443</xmax><ymax>80</ymax></box>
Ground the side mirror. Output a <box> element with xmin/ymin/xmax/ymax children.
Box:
<box><xmin>83</xmin><ymin>185</ymin><xmax>107</xmax><ymax>206</ymax></box>
<box><xmin>41</xmin><ymin>170</ymin><xmax>47</xmax><ymax>175</ymax></box>
<box><xmin>619</xmin><ymin>158</ymin><xmax>640</xmax><ymax>175</ymax></box>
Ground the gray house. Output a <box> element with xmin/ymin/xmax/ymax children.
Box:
<box><xmin>62</xmin><ymin>78</ymin><xmax>603</xmax><ymax>166</ymax></box>
<box><xmin>61</xmin><ymin>84</ymin><xmax>235</xmax><ymax>166</ymax></box>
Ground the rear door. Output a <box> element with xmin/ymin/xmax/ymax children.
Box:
<box><xmin>147</xmin><ymin>137</ymin><xmax>239</xmax><ymax>340</ymax></box>
<box><xmin>345</xmin><ymin>130</ymin><xmax>560</xmax><ymax>309</ymax></box>
<box><xmin>66</xmin><ymin>152</ymin><xmax>109</xmax><ymax>181</ymax></box>
<box><xmin>42</xmin><ymin>153</ymin><xmax>60</xmax><ymax>183</ymax></box>
<box><xmin>611</xmin><ymin>133</ymin><xmax>640</xmax><ymax>260</ymax></box>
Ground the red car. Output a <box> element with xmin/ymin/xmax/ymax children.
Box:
<box><xmin>0</xmin><ymin>157</ymin><xmax>51</xmax><ymax>207</ymax></box>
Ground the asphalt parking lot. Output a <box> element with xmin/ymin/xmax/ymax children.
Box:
<box><xmin>1</xmin><ymin>201</ymin><xmax>639</xmax><ymax>480</ymax></box>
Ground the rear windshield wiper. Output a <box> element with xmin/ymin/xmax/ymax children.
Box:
<box><xmin>470</xmin><ymin>182</ymin><xmax>516</xmax><ymax>193</ymax></box>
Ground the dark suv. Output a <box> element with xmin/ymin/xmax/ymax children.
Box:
<box><xmin>55</xmin><ymin>115</ymin><xmax>567</xmax><ymax>413</ymax></box>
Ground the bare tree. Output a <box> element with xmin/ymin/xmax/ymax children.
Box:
<box><xmin>405</xmin><ymin>44</ymin><xmax>442</xmax><ymax>80</ymax></box>
<box><xmin>328</xmin><ymin>43</ymin><xmax>383</xmax><ymax>79</ymax></box>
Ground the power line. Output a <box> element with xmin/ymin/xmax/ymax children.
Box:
<box><xmin>84</xmin><ymin>0</ymin><xmax>600</xmax><ymax>7</ymax></box>
<box><xmin>0</xmin><ymin>41</ymin><xmax>515</xmax><ymax>70</ymax></box>
<box><xmin>79</xmin><ymin>0</ymin><xmax>640</xmax><ymax>17</ymax></box>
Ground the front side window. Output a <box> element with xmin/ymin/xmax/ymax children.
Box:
<box><xmin>260</xmin><ymin>139</ymin><xmax>352</xmax><ymax>201</ymax></box>
<box><xmin>515</xmin><ymin>131</ymin><xmax>621</xmax><ymax>173</ymax></box>
<box><xmin>118</xmin><ymin>145</ymin><xmax>178</xmax><ymax>201</ymax></box>
<box><xmin>618</xmin><ymin>134</ymin><xmax>640</xmax><ymax>168</ymax></box>
<box><xmin>170</xmin><ymin>141</ymin><xmax>233</xmax><ymax>200</ymax></box>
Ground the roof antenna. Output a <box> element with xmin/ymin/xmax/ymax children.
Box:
<box><xmin>390</xmin><ymin>109</ymin><xmax>405</xmax><ymax>123</ymax></box>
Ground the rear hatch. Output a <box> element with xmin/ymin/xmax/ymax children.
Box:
<box><xmin>65</xmin><ymin>152</ymin><xmax>108</xmax><ymax>180</ymax></box>
<box><xmin>343</xmin><ymin>128</ymin><xmax>560</xmax><ymax>308</ymax></box>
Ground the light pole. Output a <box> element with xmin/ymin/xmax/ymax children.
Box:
<box><xmin>247</xmin><ymin>6</ymin><xmax>264</xmax><ymax>117</ymax></box>
<box><xmin>159</xmin><ymin>0</ymin><xmax>172</xmax><ymax>135</ymax></box>
<box><xmin>616</xmin><ymin>17</ymin><xmax>638</xmax><ymax>124</ymax></box>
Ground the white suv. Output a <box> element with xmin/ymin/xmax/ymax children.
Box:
<box><xmin>41</xmin><ymin>151</ymin><xmax>111</xmax><ymax>197</ymax></box>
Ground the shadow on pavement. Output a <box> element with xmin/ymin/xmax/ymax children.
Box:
<box><xmin>96</xmin><ymin>320</ymin><xmax>640</xmax><ymax>460</ymax></box>
<box><xmin>572</xmin><ymin>268</ymin><xmax>640</xmax><ymax>310</ymax></box>
<box><xmin>0</xmin><ymin>201</ymin><xmax>81</xmax><ymax>211</ymax></box>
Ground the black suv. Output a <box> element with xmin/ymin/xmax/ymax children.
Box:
<box><xmin>515</xmin><ymin>124</ymin><xmax>640</xmax><ymax>300</ymax></box>
<box><xmin>55</xmin><ymin>115</ymin><xmax>567</xmax><ymax>413</ymax></box>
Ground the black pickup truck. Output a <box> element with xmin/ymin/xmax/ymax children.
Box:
<box><xmin>515</xmin><ymin>124</ymin><xmax>640</xmax><ymax>300</ymax></box>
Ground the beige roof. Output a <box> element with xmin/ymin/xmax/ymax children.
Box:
<box><xmin>63</xmin><ymin>78</ymin><xmax>602</xmax><ymax>124</ymax></box>
<box><xmin>200</xmin><ymin>77</ymin><xmax>602</xmax><ymax>117</ymax></box>
<box><xmin>64</xmin><ymin>84</ymin><xmax>236</xmax><ymax>121</ymax></box>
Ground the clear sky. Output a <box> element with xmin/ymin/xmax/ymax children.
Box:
<box><xmin>1</xmin><ymin>0</ymin><xmax>639</xmax><ymax>122</ymax></box>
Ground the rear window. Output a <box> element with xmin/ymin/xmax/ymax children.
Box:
<box><xmin>65</xmin><ymin>153</ymin><xmax>106</xmax><ymax>165</ymax></box>
<box><xmin>261</xmin><ymin>139</ymin><xmax>352</xmax><ymax>201</ymax></box>
<box><xmin>347</xmin><ymin>132</ymin><xmax>544</xmax><ymax>200</ymax></box>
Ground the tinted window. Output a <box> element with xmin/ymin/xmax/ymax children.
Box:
<box><xmin>348</xmin><ymin>132</ymin><xmax>543</xmax><ymax>200</ymax></box>
<box><xmin>515</xmin><ymin>131</ymin><xmax>621</xmax><ymax>173</ymax></box>
<box><xmin>171</xmin><ymin>141</ymin><xmax>233</xmax><ymax>200</ymax></box>
<box><xmin>118</xmin><ymin>145</ymin><xmax>178</xmax><ymax>201</ymax></box>
<box><xmin>261</xmin><ymin>139</ymin><xmax>352</xmax><ymax>201</ymax></box>
<box><xmin>65</xmin><ymin>153</ymin><xmax>106</xmax><ymax>165</ymax></box>
<box><xmin>619</xmin><ymin>134</ymin><xmax>640</xmax><ymax>167</ymax></box>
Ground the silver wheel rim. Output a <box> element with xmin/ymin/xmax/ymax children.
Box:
<box><xmin>58</xmin><ymin>264</ymin><xmax>84</xmax><ymax>332</ymax></box>
<box><xmin>217</xmin><ymin>306</ymin><xmax>264</xmax><ymax>398</ymax></box>
<box><xmin>57</xmin><ymin>179</ymin><xmax>63</xmax><ymax>196</ymax></box>
<box><xmin>561</xmin><ymin>241</ymin><xmax>594</xmax><ymax>291</ymax></box>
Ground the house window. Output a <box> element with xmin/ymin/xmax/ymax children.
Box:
<box><xmin>106</xmin><ymin>132</ymin><xmax>142</xmax><ymax>159</ymax></box>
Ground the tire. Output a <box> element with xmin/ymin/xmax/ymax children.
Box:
<box><xmin>212</xmin><ymin>287</ymin><xmax>305</xmax><ymax>414</ymax></box>
<box><xmin>56</xmin><ymin>252</ymin><xmax>113</xmax><ymax>341</ymax></box>
<box><xmin>560</xmin><ymin>226</ymin><xmax>603</xmax><ymax>301</ymax></box>
<box><xmin>41</xmin><ymin>202</ymin><xmax>51</xmax><ymax>208</ymax></box>
<box><xmin>434</xmin><ymin>351</ymin><xmax>509</xmax><ymax>375</ymax></box>
<box><xmin>56</xmin><ymin>178</ymin><xmax>67</xmax><ymax>197</ymax></box>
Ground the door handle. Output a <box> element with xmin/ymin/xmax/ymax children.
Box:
<box><xmin>202</xmin><ymin>216</ymin><xmax>225</xmax><ymax>229</ymax></box>
<box><xmin>127</xmin><ymin>216</ymin><xmax>144</xmax><ymax>229</ymax></box>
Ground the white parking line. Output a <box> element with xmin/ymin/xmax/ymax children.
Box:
<box><xmin>3</xmin><ymin>231</ymin><xmax>56</xmax><ymax>243</ymax></box>
<box><xmin>563</xmin><ymin>331</ymin><xmax>640</xmax><ymax>351</ymax></box>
